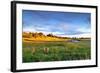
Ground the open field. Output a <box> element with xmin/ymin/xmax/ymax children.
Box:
<box><xmin>22</xmin><ymin>40</ymin><xmax>91</xmax><ymax>63</ymax></box>
<box><xmin>22</xmin><ymin>10</ymin><xmax>91</xmax><ymax>63</ymax></box>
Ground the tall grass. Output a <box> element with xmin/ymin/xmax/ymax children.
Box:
<box><xmin>22</xmin><ymin>40</ymin><xmax>91</xmax><ymax>62</ymax></box>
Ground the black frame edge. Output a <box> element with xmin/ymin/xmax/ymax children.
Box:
<box><xmin>96</xmin><ymin>6</ymin><xmax>98</xmax><ymax>67</ymax></box>
<box><xmin>15</xmin><ymin>65</ymin><xmax>97</xmax><ymax>72</ymax></box>
<box><xmin>11</xmin><ymin>1</ymin><xmax>97</xmax><ymax>8</ymax></box>
<box><xmin>11</xmin><ymin>1</ymin><xmax>16</xmax><ymax>72</ymax></box>
<box><xmin>11</xmin><ymin>1</ymin><xmax>98</xmax><ymax>72</ymax></box>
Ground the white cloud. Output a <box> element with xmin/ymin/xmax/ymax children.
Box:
<box><xmin>58</xmin><ymin>33</ymin><xmax>91</xmax><ymax>38</ymax></box>
<box><xmin>23</xmin><ymin>22</ymin><xmax>91</xmax><ymax>38</ymax></box>
<box><xmin>77</xmin><ymin>27</ymin><xmax>91</xmax><ymax>33</ymax></box>
<box><xmin>23</xmin><ymin>27</ymin><xmax>36</xmax><ymax>32</ymax></box>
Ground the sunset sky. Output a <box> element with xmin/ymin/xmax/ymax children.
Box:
<box><xmin>22</xmin><ymin>10</ymin><xmax>91</xmax><ymax>38</ymax></box>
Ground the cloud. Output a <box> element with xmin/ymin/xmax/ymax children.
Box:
<box><xmin>77</xmin><ymin>27</ymin><xmax>91</xmax><ymax>33</ymax></box>
<box><xmin>56</xmin><ymin>33</ymin><xmax>91</xmax><ymax>38</ymax></box>
<box><xmin>67</xmin><ymin>33</ymin><xmax>91</xmax><ymax>38</ymax></box>
<box><xmin>23</xmin><ymin>10</ymin><xmax>91</xmax><ymax>38</ymax></box>
<box><xmin>23</xmin><ymin>22</ymin><xmax>91</xmax><ymax>38</ymax></box>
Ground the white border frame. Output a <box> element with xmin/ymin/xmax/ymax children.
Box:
<box><xmin>14</xmin><ymin>2</ymin><xmax>97</xmax><ymax>70</ymax></box>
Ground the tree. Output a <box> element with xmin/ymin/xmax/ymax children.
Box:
<box><xmin>47</xmin><ymin>33</ymin><xmax>54</xmax><ymax>37</ymax></box>
<box><xmin>38</xmin><ymin>32</ymin><xmax>44</xmax><ymax>36</ymax></box>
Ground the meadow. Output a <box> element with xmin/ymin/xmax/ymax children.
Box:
<box><xmin>22</xmin><ymin>40</ymin><xmax>91</xmax><ymax>63</ymax></box>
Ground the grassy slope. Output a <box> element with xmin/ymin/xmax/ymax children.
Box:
<box><xmin>22</xmin><ymin>32</ymin><xmax>91</xmax><ymax>62</ymax></box>
<box><xmin>23</xmin><ymin>36</ymin><xmax>69</xmax><ymax>42</ymax></box>
<box><xmin>22</xmin><ymin>32</ymin><xmax>70</xmax><ymax>42</ymax></box>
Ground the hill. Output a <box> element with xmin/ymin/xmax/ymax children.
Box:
<box><xmin>22</xmin><ymin>32</ymin><xmax>69</xmax><ymax>42</ymax></box>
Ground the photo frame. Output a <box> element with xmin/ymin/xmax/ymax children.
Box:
<box><xmin>11</xmin><ymin>1</ymin><xmax>98</xmax><ymax>72</ymax></box>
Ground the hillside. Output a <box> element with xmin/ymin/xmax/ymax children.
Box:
<box><xmin>22</xmin><ymin>32</ymin><xmax>69</xmax><ymax>42</ymax></box>
<box><xmin>22</xmin><ymin>32</ymin><xmax>90</xmax><ymax>42</ymax></box>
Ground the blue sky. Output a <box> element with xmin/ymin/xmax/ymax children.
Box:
<box><xmin>22</xmin><ymin>10</ymin><xmax>91</xmax><ymax>37</ymax></box>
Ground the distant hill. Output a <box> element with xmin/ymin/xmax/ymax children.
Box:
<box><xmin>22</xmin><ymin>32</ymin><xmax>70</xmax><ymax>42</ymax></box>
<box><xmin>22</xmin><ymin>32</ymin><xmax>90</xmax><ymax>42</ymax></box>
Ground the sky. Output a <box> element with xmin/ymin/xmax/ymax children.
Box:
<box><xmin>22</xmin><ymin>10</ymin><xmax>91</xmax><ymax>38</ymax></box>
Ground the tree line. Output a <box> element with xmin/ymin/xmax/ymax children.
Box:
<box><xmin>22</xmin><ymin>32</ymin><xmax>70</xmax><ymax>39</ymax></box>
<box><xmin>23</xmin><ymin>32</ymin><xmax>90</xmax><ymax>40</ymax></box>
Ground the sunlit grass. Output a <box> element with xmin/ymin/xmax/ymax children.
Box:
<box><xmin>22</xmin><ymin>40</ymin><xmax>91</xmax><ymax>63</ymax></box>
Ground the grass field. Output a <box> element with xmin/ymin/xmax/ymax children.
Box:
<box><xmin>22</xmin><ymin>40</ymin><xmax>91</xmax><ymax>63</ymax></box>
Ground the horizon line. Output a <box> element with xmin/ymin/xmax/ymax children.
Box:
<box><xmin>22</xmin><ymin>31</ymin><xmax>91</xmax><ymax>38</ymax></box>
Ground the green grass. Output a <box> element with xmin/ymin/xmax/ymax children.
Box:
<box><xmin>22</xmin><ymin>40</ymin><xmax>91</xmax><ymax>63</ymax></box>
